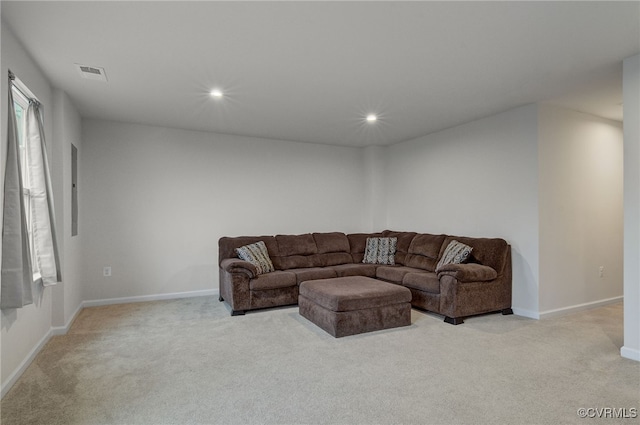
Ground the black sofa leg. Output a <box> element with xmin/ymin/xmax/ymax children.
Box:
<box><xmin>231</xmin><ymin>310</ymin><xmax>245</xmax><ymax>316</ymax></box>
<box><xmin>444</xmin><ymin>316</ymin><xmax>463</xmax><ymax>325</ymax></box>
<box><xmin>501</xmin><ymin>308</ymin><xmax>514</xmax><ymax>315</ymax></box>
<box><xmin>218</xmin><ymin>295</ymin><xmax>224</xmax><ymax>302</ymax></box>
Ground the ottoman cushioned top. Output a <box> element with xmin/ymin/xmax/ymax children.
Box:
<box><xmin>299</xmin><ymin>276</ymin><xmax>411</xmax><ymax>312</ymax></box>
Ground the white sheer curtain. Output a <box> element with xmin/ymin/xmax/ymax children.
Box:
<box><xmin>1</xmin><ymin>72</ymin><xmax>33</xmax><ymax>309</ymax></box>
<box><xmin>25</xmin><ymin>99</ymin><xmax>61</xmax><ymax>286</ymax></box>
<box><xmin>1</xmin><ymin>71</ymin><xmax>61</xmax><ymax>309</ymax></box>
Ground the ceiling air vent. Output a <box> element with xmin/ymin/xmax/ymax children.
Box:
<box><xmin>74</xmin><ymin>64</ymin><xmax>108</xmax><ymax>82</ymax></box>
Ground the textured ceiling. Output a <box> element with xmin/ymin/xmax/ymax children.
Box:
<box><xmin>2</xmin><ymin>1</ymin><xmax>638</xmax><ymax>146</ymax></box>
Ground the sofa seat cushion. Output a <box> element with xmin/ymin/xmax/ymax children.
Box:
<box><xmin>288</xmin><ymin>267</ymin><xmax>337</xmax><ymax>284</ymax></box>
<box><xmin>299</xmin><ymin>276</ymin><xmax>412</xmax><ymax>312</ymax></box>
<box><xmin>402</xmin><ymin>272</ymin><xmax>440</xmax><ymax>294</ymax></box>
<box><xmin>249</xmin><ymin>271</ymin><xmax>297</xmax><ymax>291</ymax></box>
<box><xmin>376</xmin><ymin>265</ymin><xmax>424</xmax><ymax>284</ymax></box>
<box><xmin>331</xmin><ymin>263</ymin><xmax>377</xmax><ymax>278</ymax></box>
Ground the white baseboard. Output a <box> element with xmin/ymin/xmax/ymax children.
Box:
<box><xmin>621</xmin><ymin>346</ymin><xmax>640</xmax><ymax>362</ymax></box>
<box><xmin>1</xmin><ymin>328</ymin><xmax>53</xmax><ymax>399</ymax></box>
<box><xmin>539</xmin><ymin>296</ymin><xmax>623</xmax><ymax>320</ymax></box>
<box><xmin>51</xmin><ymin>302</ymin><xmax>84</xmax><ymax>336</ymax></box>
<box><xmin>82</xmin><ymin>289</ymin><xmax>218</xmax><ymax>308</ymax></box>
<box><xmin>1</xmin><ymin>289</ymin><xmax>219</xmax><ymax>399</ymax></box>
<box><xmin>512</xmin><ymin>308</ymin><xmax>540</xmax><ymax>319</ymax></box>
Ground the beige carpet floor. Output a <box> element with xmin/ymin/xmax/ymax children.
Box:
<box><xmin>1</xmin><ymin>297</ymin><xmax>638</xmax><ymax>425</ymax></box>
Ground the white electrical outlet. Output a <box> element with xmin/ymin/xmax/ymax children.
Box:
<box><xmin>103</xmin><ymin>266</ymin><xmax>112</xmax><ymax>277</ymax></box>
<box><xmin>599</xmin><ymin>266</ymin><xmax>604</xmax><ymax>278</ymax></box>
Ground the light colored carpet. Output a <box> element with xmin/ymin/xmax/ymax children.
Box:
<box><xmin>1</xmin><ymin>297</ymin><xmax>638</xmax><ymax>425</ymax></box>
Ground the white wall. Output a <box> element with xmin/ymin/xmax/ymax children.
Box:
<box><xmin>363</xmin><ymin>145</ymin><xmax>388</xmax><ymax>231</ymax></box>
<box><xmin>52</xmin><ymin>89</ymin><xmax>83</xmax><ymax>328</ymax></box>
<box><xmin>1</xmin><ymin>21</ymin><xmax>54</xmax><ymax>391</ymax></box>
<box><xmin>80</xmin><ymin>120</ymin><xmax>369</xmax><ymax>301</ymax></box>
<box><xmin>538</xmin><ymin>105</ymin><xmax>623</xmax><ymax>314</ymax></box>
<box><xmin>623</xmin><ymin>54</ymin><xmax>640</xmax><ymax>361</ymax></box>
<box><xmin>385</xmin><ymin>104</ymin><xmax>540</xmax><ymax>316</ymax></box>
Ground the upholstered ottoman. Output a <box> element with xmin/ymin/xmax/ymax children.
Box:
<box><xmin>299</xmin><ymin>276</ymin><xmax>412</xmax><ymax>337</ymax></box>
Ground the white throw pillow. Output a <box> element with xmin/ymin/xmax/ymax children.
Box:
<box><xmin>362</xmin><ymin>237</ymin><xmax>397</xmax><ymax>265</ymax></box>
<box><xmin>235</xmin><ymin>241</ymin><xmax>275</xmax><ymax>275</ymax></box>
<box><xmin>436</xmin><ymin>240</ymin><xmax>473</xmax><ymax>272</ymax></box>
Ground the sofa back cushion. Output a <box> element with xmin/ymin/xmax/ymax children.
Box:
<box><xmin>347</xmin><ymin>232</ymin><xmax>383</xmax><ymax>263</ymax></box>
<box><xmin>276</xmin><ymin>233</ymin><xmax>318</xmax><ymax>256</ymax></box>
<box><xmin>404</xmin><ymin>233</ymin><xmax>447</xmax><ymax>272</ymax></box>
<box><xmin>218</xmin><ymin>236</ymin><xmax>279</xmax><ymax>265</ymax></box>
<box><xmin>313</xmin><ymin>232</ymin><xmax>353</xmax><ymax>266</ymax></box>
<box><xmin>313</xmin><ymin>232</ymin><xmax>349</xmax><ymax>253</ymax></box>
<box><xmin>439</xmin><ymin>235</ymin><xmax>510</xmax><ymax>275</ymax></box>
<box><xmin>381</xmin><ymin>230</ymin><xmax>417</xmax><ymax>265</ymax></box>
<box><xmin>271</xmin><ymin>233</ymin><xmax>320</xmax><ymax>269</ymax></box>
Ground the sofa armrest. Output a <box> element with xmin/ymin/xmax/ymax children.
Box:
<box><xmin>220</xmin><ymin>258</ymin><xmax>257</xmax><ymax>278</ymax></box>
<box><xmin>437</xmin><ymin>263</ymin><xmax>497</xmax><ymax>282</ymax></box>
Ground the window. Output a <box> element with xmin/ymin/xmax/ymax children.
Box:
<box><xmin>12</xmin><ymin>85</ymin><xmax>40</xmax><ymax>282</ymax></box>
<box><xmin>13</xmin><ymin>86</ymin><xmax>28</xmax><ymax>174</ymax></box>
<box><xmin>3</xmin><ymin>72</ymin><xmax>62</xmax><ymax>309</ymax></box>
<box><xmin>2</xmin><ymin>71</ymin><xmax>60</xmax><ymax>309</ymax></box>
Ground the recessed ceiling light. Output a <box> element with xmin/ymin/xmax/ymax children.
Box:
<box><xmin>366</xmin><ymin>114</ymin><xmax>377</xmax><ymax>123</ymax></box>
<box><xmin>210</xmin><ymin>89</ymin><xmax>223</xmax><ymax>98</ymax></box>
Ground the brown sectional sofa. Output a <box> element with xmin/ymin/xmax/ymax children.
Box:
<box><xmin>218</xmin><ymin>230</ymin><xmax>512</xmax><ymax>324</ymax></box>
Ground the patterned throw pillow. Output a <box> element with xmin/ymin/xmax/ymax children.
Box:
<box><xmin>235</xmin><ymin>241</ymin><xmax>275</xmax><ymax>275</ymax></box>
<box><xmin>436</xmin><ymin>240</ymin><xmax>473</xmax><ymax>272</ymax></box>
<box><xmin>362</xmin><ymin>237</ymin><xmax>397</xmax><ymax>265</ymax></box>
